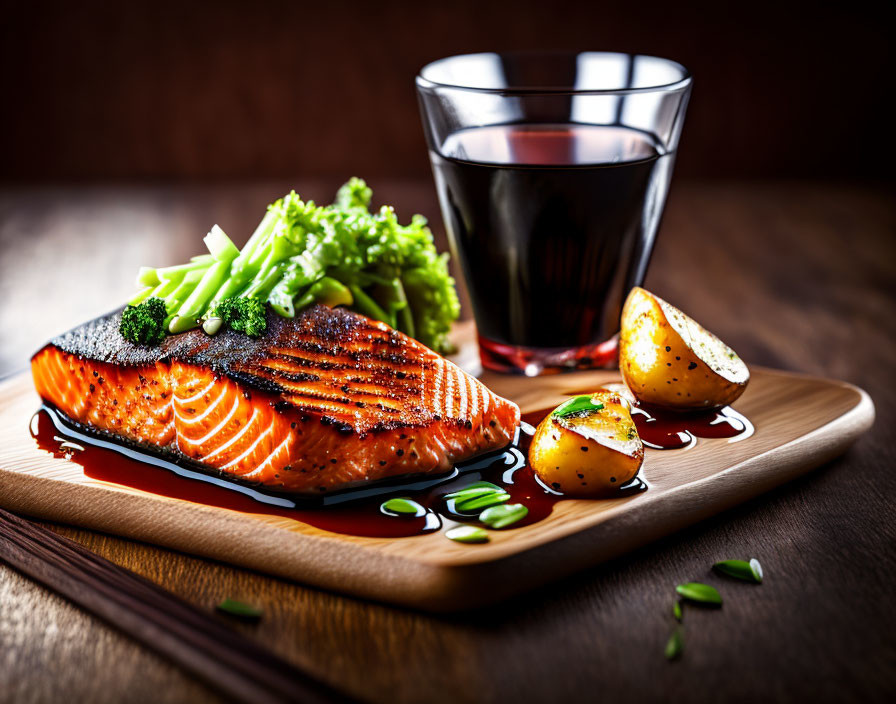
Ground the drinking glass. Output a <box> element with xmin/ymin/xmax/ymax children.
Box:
<box><xmin>416</xmin><ymin>51</ymin><xmax>691</xmax><ymax>375</ymax></box>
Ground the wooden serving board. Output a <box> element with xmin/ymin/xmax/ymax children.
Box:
<box><xmin>0</xmin><ymin>339</ymin><xmax>874</xmax><ymax>611</ymax></box>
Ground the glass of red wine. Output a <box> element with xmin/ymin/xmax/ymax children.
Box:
<box><xmin>416</xmin><ymin>52</ymin><xmax>691</xmax><ymax>375</ymax></box>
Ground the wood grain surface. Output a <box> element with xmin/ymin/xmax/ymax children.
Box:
<box><xmin>0</xmin><ymin>181</ymin><xmax>894</xmax><ymax>703</ymax></box>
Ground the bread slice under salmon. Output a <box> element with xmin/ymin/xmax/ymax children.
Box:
<box><xmin>31</xmin><ymin>305</ymin><xmax>520</xmax><ymax>494</ymax></box>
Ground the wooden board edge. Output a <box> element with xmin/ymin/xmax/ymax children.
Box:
<box><xmin>1</xmin><ymin>387</ymin><xmax>874</xmax><ymax>612</ymax></box>
<box><xmin>0</xmin><ymin>468</ymin><xmax>448</xmax><ymax>605</ymax></box>
<box><xmin>407</xmin><ymin>376</ymin><xmax>875</xmax><ymax>568</ymax></box>
<box><xmin>401</xmin><ymin>386</ymin><xmax>876</xmax><ymax>610</ymax></box>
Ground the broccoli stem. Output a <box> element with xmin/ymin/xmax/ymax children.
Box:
<box><xmin>268</xmin><ymin>291</ymin><xmax>295</xmax><ymax>318</ymax></box>
<box><xmin>236</xmin><ymin>209</ymin><xmax>278</xmax><ymax>272</ymax></box>
<box><xmin>205</xmin><ymin>219</ymin><xmax>280</xmax><ymax>309</ymax></box>
<box><xmin>371</xmin><ymin>278</ymin><xmax>415</xmax><ymax>335</ymax></box>
<box><xmin>203</xmin><ymin>225</ymin><xmax>240</xmax><ymax>262</ymax></box>
<box><xmin>172</xmin><ymin>260</ymin><xmax>231</xmax><ymax>329</ymax></box>
<box><xmin>239</xmin><ymin>255</ymin><xmax>284</xmax><ymax>301</ymax></box>
<box><xmin>397</xmin><ymin>276</ymin><xmax>416</xmax><ymax>338</ymax></box>
<box><xmin>294</xmin><ymin>277</ymin><xmax>353</xmax><ymax>310</ymax></box>
<box><xmin>242</xmin><ymin>268</ymin><xmax>282</xmax><ymax>301</ymax></box>
<box><xmin>398</xmin><ymin>299</ymin><xmax>416</xmax><ymax>338</ymax></box>
<box><xmin>240</xmin><ymin>234</ymin><xmax>301</xmax><ymax>302</ymax></box>
<box><xmin>200</xmin><ymin>213</ymin><xmax>278</xmax><ymax>313</ymax></box>
<box><xmin>136</xmin><ymin>267</ymin><xmax>160</xmax><ymax>288</ymax></box>
<box><xmin>128</xmin><ymin>286</ymin><xmax>155</xmax><ymax>306</ymax></box>
<box><xmin>149</xmin><ymin>276</ymin><xmax>183</xmax><ymax>301</ymax></box>
<box><xmin>124</xmin><ymin>179</ymin><xmax>460</xmax><ymax>351</ymax></box>
<box><xmin>270</xmin><ymin>232</ymin><xmax>301</xmax><ymax>262</ymax></box>
<box><xmin>267</xmin><ymin>268</ymin><xmax>315</xmax><ymax>317</ymax></box>
<box><xmin>350</xmin><ymin>285</ymin><xmax>393</xmax><ymax>327</ymax></box>
<box><xmin>162</xmin><ymin>270</ymin><xmax>205</xmax><ymax>326</ymax></box>
<box><xmin>129</xmin><ymin>276</ymin><xmax>183</xmax><ymax>310</ymax></box>
<box><xmin>315</xmin><ymin>277</ymin><xmax>353</xmax><ymax>308</ymax></box>
<box><xmin>274</xmin><ymin>255</ymin><xmax>318</xmax><ymax>295</ymax></box>
<box><xmin>156</xmin><ymin>259</ymin><xmax>212</xmax><ymax>281</ymax></box>
<box><xmin>246</xmin><ymin>230</ymin><xmax>275</xmax><ymax>270</ymax></box>
<box><xmin>168</xmin><ymin>315</ymin><xmax>200</xmax><ymax>334</ymax></box>
<box><xmin>207</xmin><ymin>273</ymin><xmax>251</xmax><ymax>309</ymax></box>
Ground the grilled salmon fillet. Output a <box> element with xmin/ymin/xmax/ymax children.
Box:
<box><xmin>31</xmin><ymin>305</ymin><xmax>520</xmax><ymax>494</ymax></box>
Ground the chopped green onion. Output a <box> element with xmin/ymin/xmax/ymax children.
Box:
<box><xmin>442</xmin><ymin>482</ymin><xmax>503</xmax><ymax>502</ymax></box>
<box><xmin>665</xmin><ymin>629</ymin><xmax>683</xmax><ymax>660</ymax></box>
<box><xmin>750</xmin><ymin>558</ymin><xmax>764</xmax><ymax>582</ymax></box>
<box><xmin>445</xmin><ymin>525</ymin><xmax>489</xmax><ymax>544</ymax></box>
<box><xmin>443</xmin><ymin>481</ymin><xmax>511</xmax><ymax>512</ymax></box>
<box><xmin>216</xmin><ymin>598</ymin><xmax>263</xmax><ymax>620</ymax></box>
<box><xmin>455</xmin><ymin>491</ymin><xmax>510</xmax><ymax>512</ymax></box>
<box><xmin>675</xmin><ymin>582</ymin><xmax>722</xmax><ymax>606</ymax></box>
<box><xmin>381</xmin><ymin>497</ymin><xmax>425</xmax><ymax>517</ymax></box>
<box><xmin>479</xmin><ymin>503</ymin><xmax>528</xmax><ymax>529</ymax></box>
<box><xmin>713</xmin><ymin>559</ymin><xmax>763</xmax><ymax>584</ymax></box>
<box><xmin>552</xmin><ymin>395</ymin><xmax>605</xmax><ymax>419</ymax></box>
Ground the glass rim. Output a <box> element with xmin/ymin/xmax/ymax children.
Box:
<box><xmin>416</xmin><ymin>50</ymin><xmax>692</xmax><ymax>96</ymax></box>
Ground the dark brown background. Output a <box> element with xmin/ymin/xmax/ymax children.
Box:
<box><xmin>1</xmin><ymin>4</ymin><xmax>895</xmax><ymax>704</ymax></box>
<box><xmin>1</xmin><ymin>0</ymin><xmax>892</xmax><ymax>183</ymax></box>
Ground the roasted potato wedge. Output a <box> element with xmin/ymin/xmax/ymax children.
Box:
<box><xmin>619</xmin><ymin>287</ymin><xmax>749</xmax><ymax>410</ymax></box>
<box><xmin>529</xmin><ymin>389</ymin><xmax>644</xmax><ymax>496</ymax></box>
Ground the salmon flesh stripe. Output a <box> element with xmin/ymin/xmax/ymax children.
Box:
<box><xmin>31</xmin><ymin>305</ymin><xmax>521</xmax><ymax>494</ymax></box>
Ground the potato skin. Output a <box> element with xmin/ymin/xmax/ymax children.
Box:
<box><xmin>529</xmin><ymin>391</ymin><xmax>643</xmax><ymax>497</ymax></box>
<box><xmin>619</xmin><ymin>287</ymin><xmax>748</xmax><ymax>410</ymax></box>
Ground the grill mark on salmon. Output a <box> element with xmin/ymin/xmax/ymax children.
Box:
<box><xmin>31</xmin><ymin>305</ymin><xmax>520</xmax><ymax>494</ymax></box>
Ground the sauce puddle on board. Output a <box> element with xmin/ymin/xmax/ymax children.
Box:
<box><xmin>30</xmin><ymin>389</ymin><xmax>751</xmax><ymax>539</ymax></box>
<box><xmin>631</xmin><ymin>405</ymin><xmax>754</xmax><ymax>450</ymax></box>
<box><xmin>566</xmin><ymin>382</ymin><xmax>755</xmax><ymax>451</ymax></box>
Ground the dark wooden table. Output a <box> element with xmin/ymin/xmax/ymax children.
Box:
<box><xmin>1</xmin><ymin>180</ymin><xmax>893</xmax><ymax>703</ymax></box>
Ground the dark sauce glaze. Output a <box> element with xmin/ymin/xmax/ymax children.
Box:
<box><xmin>631</xmin><ymin>405</ymin><xmax>754</xmax><ymax>450</ymax></box>
<box><xmin>564</xmin><ymin>382</ymin><xmax>755</xmax><ymax>450</ymax></box>
<box><xmin>30</xmin><ymin>384</ymin><xmax>750</xmax><ymax>539</ymax></box>
<box><xmin>30</xmin><ymin>405</ymin><xmax>647</xmax><ymax>539</ymax></box>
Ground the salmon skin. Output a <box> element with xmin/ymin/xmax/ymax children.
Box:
<box><xmin>31</xmin><ymin>305</ymin><xmax>520</xmax><ymax>495</ymax></box>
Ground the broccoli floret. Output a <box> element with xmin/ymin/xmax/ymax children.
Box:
<box><xmin>212</xmin><ymin>297</ymin><xmax>267</xmax><ymax>337</ymax></box>
<box><xmin>334</xmin><ymin>176</ymin><xmax>372</xmax><ymax>210</ymax></box>
<box><xmin>126</xmin><ymin>178</ymin><xmax>460</xmax><ymax>353</ymax></box>
<box><xmin>120</xmin><ymin>298</ymin><xmax>167</xmax><ymax>345</ymax></box>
